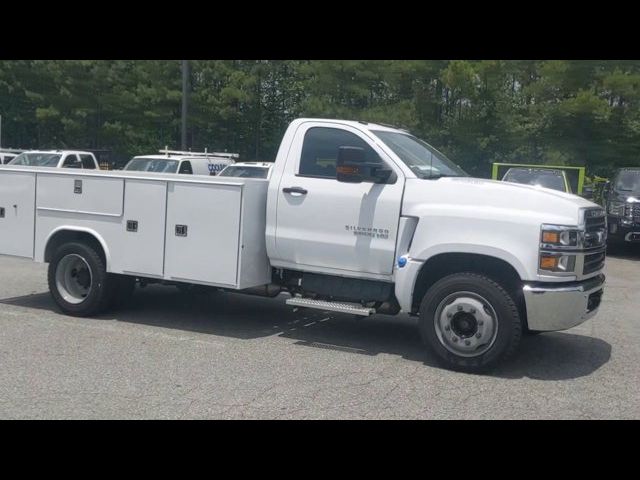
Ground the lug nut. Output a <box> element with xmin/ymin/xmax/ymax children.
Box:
<box><xmin>444</xmin><ymin>325</ymin><xmax>450</xmax><ymax>331</ymax></box>
<box><xmin>476</xmin><ymin>333</ymin><xmax>482</xmax><ymax>338</ymax></box>
<box><xmin>452</xmin><ymin>336</ymin><xmax>458</xmax><ymax>343</ymax></box>
<box><xmin>465</xmin><ymin>340</ymin><xmax>471</xmax><ymax>346</ymax></box>
<box><xmin>447</xmin><ymin>312</ymin><xmax>453</xmax><ymax>318</ymax></box>
<box><xmin>457</xmin><ymin>305</ymin><xmax>463</xmax><ymax>311</ymax></box>
<box><xmin>478</xmin><ymin>321</ymin><xmax>484</xmax><ymax>326</ymax></box>
<box><xmin>470</xmin><ymin>308</ymin><xmax>476</xmax><ymax>314</ymax></box>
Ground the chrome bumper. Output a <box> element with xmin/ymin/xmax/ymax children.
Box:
<box><xmin>523</xmin><ymin>274</ymin><xmax>605</xmax><ymax>332</ymax></box>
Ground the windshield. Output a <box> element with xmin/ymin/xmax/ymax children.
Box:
<box><xmin>124</xmin><ymin>158</ymin><xmax>179</xmax><ymax>173</ymax></box>
<box><xmin>218</xmin><ymin>166</ymin><xmax>269</xmax><ymax>179</ymax></box>
<box><xmin>371</xmin><ymin>130</ymin><xmax>467</xmax><ymax>178</ymax></box>
<box><xmin>503</xmin><ymin>169</ymin><xmax>566</xmax><ymax>192</ymax></box>
<box><xmin>9</xmin><ymin>152</ymin><xmax>61</xmax><ymax>167</ymax></box>
<box><xmin>614</xmin><ymin>170</ymin><xmax>640</xmax><ymax>193</ymax></box>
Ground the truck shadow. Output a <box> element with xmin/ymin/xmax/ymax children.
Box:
<box><xmin>1</xmin><ymin>286</ymin><xmax>611</xmax><ymax>381</ymax></box>
<box><xmin>606</xmin><ymin>243</ymin><xmax>640</xmax><ymax>261</ymax></box>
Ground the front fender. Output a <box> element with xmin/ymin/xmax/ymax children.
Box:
<box><xmin>393</xmin><ymin>213</ymin><xmax>541</xmax><ymax>313</ymax></box>
<box><xmin>393</xmin><ymin>244</ymin><xmax>528</xmax><ymax>314</ymax></box>
<box><xmin>413</xmin><ymin>243</ymin><xmax>529</xmax><ymax>279</ymax></box>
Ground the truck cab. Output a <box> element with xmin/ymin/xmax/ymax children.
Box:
<box><xmin>266</xmin><ymin>119</ymin><xmax>605</xmax><ymax>370</ymax></box>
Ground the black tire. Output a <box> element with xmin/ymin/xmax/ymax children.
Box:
<box><xmin>419</xmin><ymin>272</ymin><xmax>522</xmax><ymax>373</ymax></box>
<box><xmin>108</xmin><ymin>274</ymin><xmax>136</xmax><ymax>311</ymax></box>
<box><xmin>48</xmin><ymin>242</ymin><xmax>114</xmax><ymax>317</ymax></box>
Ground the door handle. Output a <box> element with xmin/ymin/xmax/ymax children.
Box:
<box><xmin>282</xmin><ymin>186</ymin><xmax>308</xmax><ymax>195</ymax></box>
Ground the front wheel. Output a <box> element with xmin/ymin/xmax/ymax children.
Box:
<box><xmin>48</xmin><ymin>242</ymin><xmax>114</xmax><ymax>317</ymax></box>
<box><xmin>419</xmin><ymin>272</ymin><xmax>522</xmax><ymax>373</ymax></box>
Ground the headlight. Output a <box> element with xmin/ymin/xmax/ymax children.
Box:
<box><xmin>540</xmin><ymin>225</ymin><xmax>580</xmax><ymax>248</ymax></box>
<box><xmin>539</xmin><ymin>253</ymin><xmax>576</xmax><ymax>273</ymax></box>
<box><xmin>608</xmin><ymin>201</ymin><xmax>626</xmax><ymax>217</ymax></box>
<box><xmin>539</xmin><ymin>224</ymin><xmax>580</xmax><ymax>275</ymax></box>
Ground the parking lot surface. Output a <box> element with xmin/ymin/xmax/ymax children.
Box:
<box><xmin>0</xmin><ymin>248</ymin><xmax>638</xmax><ymax>419</ymax></box>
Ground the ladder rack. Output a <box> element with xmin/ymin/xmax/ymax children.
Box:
<box><xmin>159</xmin><ymin>147</ymin><xmax>239</xmax><ymax>159</ymax></box>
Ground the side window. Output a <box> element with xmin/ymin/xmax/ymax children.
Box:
<box><xmin>80</xmin><ymin>154</ymin><xmax>96</xmax><ymax>169</ymax></box>
<box><xmin>62</xmin><ymin>154</ymin><xmax>81</xmax><ymax>169</ymax></box>
<box><xmin>299</xmin><ymin>127</ymin><xmax>381</xmax><ymax>179</ymax></box>
<box><xmin>178</xmin><ymin>161</ymin><xmax>193</xmax><ymax>174</ymax></box>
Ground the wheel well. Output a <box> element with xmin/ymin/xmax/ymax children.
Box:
<box><xmin>411</xmin><ymin>253</ymin><xmax>524</xmax><ymax>317</ymax></box>
<box><xmin>44</xmin><ymin>230</ymin><xmax>106</xmax><ymax>267</ymax></box>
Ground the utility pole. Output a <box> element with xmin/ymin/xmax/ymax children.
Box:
<box><xmin>181</xmin><ymin>60</ymin><xmax>189</xmax><ymax>150</ymax></box>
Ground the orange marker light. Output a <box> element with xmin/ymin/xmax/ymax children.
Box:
<box><xmin>540</xmin><ymin>255</ymin><xmax>558</xmax><ymax>270</ymax></box>
<box><xmin>542</xmin><ymin>231</ymin><xmax>560</xmax><ymax>244</ymax></box>
<box><xmin>337</xmin><ymin>166</ymin><xmax>359</xmax><ymax>175</ymax></box>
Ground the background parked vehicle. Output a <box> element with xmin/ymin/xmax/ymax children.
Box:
<box><xmin>123</xmin><ymin>149</ymin><xmax>238</xmax><ymax>176</ymax></box>
<box><xmin>218</xmin><ymin>162</ymin><xmax>273</xmax><ymax>179</ymax></box>
<box><xmin>492</xmin><ymin>163</ymin><xmax>590</xmax><ymax>197</ymax></box>
<box><xmin>0</xmin><ymin>149</ymin><xmax>22</xmax><ymax>165</ymax></box>
<box><xmin>605</xmin><ymin>167</ymin><xmax>640</xmax><ymax>244</ymax></box>
<box><xmin>501</xmin><ymin>167</ymin><xmax>569</xmax><ymax>192</ymax></box>
<box><xmin>8</xmin><ymin>150</ymin><xmax>99</xmax><ymax>170</ymax></box>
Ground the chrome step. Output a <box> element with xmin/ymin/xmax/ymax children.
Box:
<box><xmin>285</xmin><ymin>297</ymin><xmax>375</xmax><ymax>316</ymax></box>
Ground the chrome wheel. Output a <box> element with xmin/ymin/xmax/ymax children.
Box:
<box><xmin>433</xmin><ymin>291</ymin><xmax>498</xmax><ymax>357</ymax></box>
<box><xmin>55</xmin><ymin>254</ymin><xmax>93</xmax><ymax>305</ymax></box>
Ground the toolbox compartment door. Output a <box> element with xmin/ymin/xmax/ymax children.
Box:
<box><xmin>164</xmin><ymin>182</ymin><xmax>242</xmax><ymax>287</ymax></box>
<box><xmin>0</xmin><ymin>171</ymin><xmax>36</xmax><ymax>258</ymax></box>
<box><xmin>109</xmin><ymin>179</ymin><xmax>167</xmax><ymax>277</ymax></box>
<box><xmin>37</xmin><ymin>174</ymin><xmax>124</xmax><ymax>217</ymax></box>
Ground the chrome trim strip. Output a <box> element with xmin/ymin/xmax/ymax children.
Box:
<box><xmin>36</xmin><ymin>207</ymin><xmax>122</xmax><ymax>218</ymax></box>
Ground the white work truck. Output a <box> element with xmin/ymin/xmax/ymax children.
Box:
<box><xmin>123</xmin><ymin>149</ymin><xmax>237</xmax><ymax>176</ymax></box>
<box><xmin>0</xmin><ymin>119</ymin><xmax>607</xmax><ymax>372</ymax></box>
<box><xmin>8</xmin><ymin>150</ymin><xmax>100</xmax><ymax>170</ymax></box>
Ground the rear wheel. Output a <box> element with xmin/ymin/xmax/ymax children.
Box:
<box><xmin>48</xmin><ymin>242</ymin><xmax>114</xmax><ymax>317</ymax></box>
<box><xmin>419</xmin><ymin>272</ymin><xmax>522</xmax><ymax>373</ymax></box>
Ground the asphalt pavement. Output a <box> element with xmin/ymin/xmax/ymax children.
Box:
<box><xmin>0</xmin><ymin>247</ymin><xmax>638</xmax><ymax>419</ymax></box>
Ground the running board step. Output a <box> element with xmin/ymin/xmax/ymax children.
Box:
<box><xmin>286</xmin><ymin>298</ymin><xmax>375</xmax><ymax>316</ymax></box>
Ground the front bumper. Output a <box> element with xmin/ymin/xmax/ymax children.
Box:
<box><xmin>523</xmin><ymin>274</ymin><xmax>605</xmax><ymax>332</ymax></box>
<box><xmin>607</xmin><ymin>215</ymin><xmax>640</xmax><ymax>242</ymax></box>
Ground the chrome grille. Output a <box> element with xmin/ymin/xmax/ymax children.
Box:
<box><xmin>583</xmin><ymin>250</ymin><xmax>606</xmax><ymax>275</ymax></box>
<box><xmin>583</xmin><ymin>208</ymin><xmax>606</xmax><ymax>249</ymax></box>
<box><xmin>585</xmin><ymin>208</ymin><xmax>606</xmax><ymax>231</ymax></box>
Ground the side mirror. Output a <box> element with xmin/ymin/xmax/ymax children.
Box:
<box><xmin>336</xmin><ymin>146</ymin><xmax>394</xmax><ymax>184</ymax></box>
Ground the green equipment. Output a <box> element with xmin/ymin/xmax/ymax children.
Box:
<box><xmin>491</xmin><ymin>163</ymin><xmax>587</xmax><ymax>195</ymax></box>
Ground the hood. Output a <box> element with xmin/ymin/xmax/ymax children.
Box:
<box><xmin>402</xmin><ymin>176</ymin><xmax>599</xmax><ymax>226</ymax></box>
